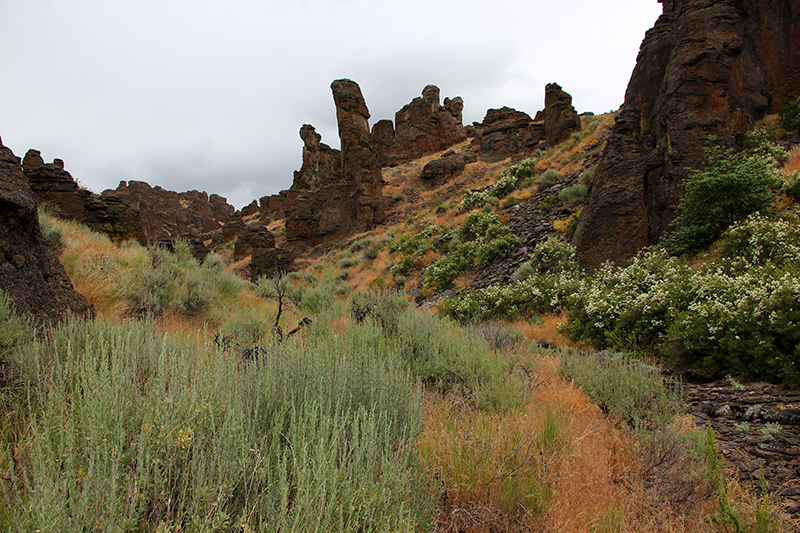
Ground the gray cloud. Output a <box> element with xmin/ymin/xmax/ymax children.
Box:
<box><xmin>0</xmin><ymin>0</ymin><xmax>662</xmax><ymax>208</ymax></box>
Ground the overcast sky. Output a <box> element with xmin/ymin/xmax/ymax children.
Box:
<box><xmin>0</xmin><ymin>0</ymin><xmax>662</xmax><ymax>209</ymax></box>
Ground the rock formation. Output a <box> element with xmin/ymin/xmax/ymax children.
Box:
<box><xmin>370</xmin><ymin>85</ymin><xmax>467</xmax><ymax>167</ymax></box>
<box><xmin>544</xmin><ymin>83</ymin><xmax>582</xmax><ymax>147</ymax></box>
<box><xmin>283</xmin><ymin>79</ymin><xmax>384</xmax><ymax>251</ymax></box>
<box><xmin>471</xmin><ymin>107</ymin><xmax>546</xmax><ymax>162</ymax></box>
<box><xmin>574</xmin><ymin>0</ymin><xmax>800</xmax><ymax>269</ymax></box>
<box><xmin>23</xmin><ymin>149</ymin><xmax>144</xmax><ymax>242</ymax></box>
<box><xmin>0</xmin><ymin>139</ymin><xmax>93</xmax><ymax>324</ymax></box>
<box><xmin>102</xmin><ymin>181</ymin><xmax>235</xmax><ymax>245</ymax></box>
<box><xmin>470</xmin><ymin>84</ymin><xmax>581</xmax><ymax>162</ymax></box>
<box><xmin>419</xmin><ymin>150</ymin><xmax>478</xmax><ymax>186</ymax></box>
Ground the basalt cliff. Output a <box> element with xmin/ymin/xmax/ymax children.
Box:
<box><xmin>574</xmin><ymin>0</ymin><xmax>800</xmax><ymax>268</ymax></box>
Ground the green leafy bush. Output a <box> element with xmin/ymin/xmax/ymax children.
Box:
<box><xmin>664</xmin><ymin>138</ymin><xmax>780</xmax><ymax>256</ymax></box>
<box><xmin>440</xmin><ymin>240</ymin><xmax>582</xmax><ymax>322</ymax></box>
<box><xmin>780</xmin><ymin>96</ymin><xmax>800</xmax><ymax>131</ymax></box>
<box><xmin>424</xmin><ymin>212</ymin><xmax>520</xmax><ymax>292</ymax></box>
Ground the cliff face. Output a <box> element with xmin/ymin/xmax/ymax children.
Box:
<box><xmin>574</xmin><ymin>0</ymin><xmax>800</xmax><ymax>269</ymax></box>
<box><xmin>0</xmin><ymin>139</ymin><xmax>93</xmax><ymax>324</ymax></box>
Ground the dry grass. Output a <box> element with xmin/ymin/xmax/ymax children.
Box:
<box><xmin>784</xmin><ymin>144</ymin><xmax>800</xmax><ymax>174</ymax></box>
<box><xmin>514</xmin><ymin>312</ymin><xmax>577</xmax><ymax>349</ymax></box>
<box><xmin>421</xmin><ymin>354</ymin><xmax>725</xmax><ymax>532</ymax></box>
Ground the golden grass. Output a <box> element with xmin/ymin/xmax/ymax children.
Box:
<box><xmin>422</xmin><ymin>353</ymin><xmax>728</xmax><ymax>532</ymax></box>
<box><xmin>784</xmin><ymin>145</ymin><xmax>800</xmax><ymax>174</ymax></box>
<box><xmin>514</xmin><ymin>312</ymin><xmax>577</xmax><ymax>349</ymax></box>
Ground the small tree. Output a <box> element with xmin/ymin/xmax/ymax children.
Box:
<box><xmin>664</xmin><ymin>136</ymin><xmax>779</xmax><ymax>256</ymax></box>
<box><xmin>254</xmin><ymin>271</ymin><xmax>302</xmax><ymax>341</ymax></box>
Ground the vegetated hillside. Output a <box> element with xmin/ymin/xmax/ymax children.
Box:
<box><xmin>5</xmin><ymin>109</ymin><xmax>800</xmax><ymax>530</ymax></box>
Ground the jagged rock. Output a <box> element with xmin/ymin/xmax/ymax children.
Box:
<box><xmin>23</xmin><ymin>149</ymin><xmax>144</xmax><ymax>242</ymax></box>
<box><xmin>23</xmin><ymin>149</ymin><xmax>86</xmax><ymax>220</ymax></box>
<box><xmin>0</xmin><ymin>138</ymin><xmax>93</xmax><ymax>324</ymax></box>
<box><xmin>240</xmin><ymin>200</ymin><xmax>260</xmax><ymax>218</ymax></box>
<box><xmin>102</xmin><ymin>180</ymin><xmax>235</xmax><ymax>244</ymax></box>
<box><xmin>575</xmin><ymin>0</ymin><xmax>800</xmax><ymax>269</ymax></box>
<box><xmin>284</xmin><ymin>80</ymin><xmax>384</xmax><ymax>251</ymax></box>
<box><xmin>233</xmin><ymin>222</ymin><xmax>276</xmax><ymax>260</ymax></box>
<box><xmin>419</xmin><ymin>150</ymin><xmax>478</xmax><ymax>186</ymax></box>
<box><xmin>371</xmin><ymin>85</ymin><xmax>467</xmax><ymax>167</ymax></box>
<box><xmin>471</xmin><ymin>107</ymin><xmax>545</xmax><ymax>163</ymax></box>
<box><xmin>544</xmin><ymin>82</ymin><xmax>582</xmax><ymax>147</ymax></box>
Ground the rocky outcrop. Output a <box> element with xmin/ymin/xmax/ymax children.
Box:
<box><xmin>575</xmin><ymin>0</ymin><xmax>800</xmax><ymax>269</ymax></box>
<box><xmin>419</xmin><ymin>150</ymin><xmax>478</xmax><ymax>187</ymax></box>
<box><xmin>370</xmin><ymin>85</ymin><xmax>467</xmax><ymax>167</ymax></box>
<box><xmin>470</xmin><ymin>84</ymin><xmax>581</xmax><ymax>162</ymax></box>
<box><xmin>283</xmin><ymin>79</ymin><xmax>384</xmax><ymax>251</ymax></box>
<box><xmin>687</xmin><ymin>380</ymin><xmax>800</xmax><ymax>518</ymax></box>
<box><xmin>471</xmin><ymin>107</ymin><xmax>546</xmax><ymax>163</ymax></box>
<box><xmin>232</xmin><ymin>222</ymin><xmax>294</xmax><ymax>280</ymax></box>
<box><xmin>0</xmin><ymin>139</ymin><xmax>93</xmax><ymax>325</ymax></box>
<box><xmin>23</xmin><ymin>150</ymin><xmax>144</xmax><ymax>242</ymax></box>
<box><xmin>101</xmin><ymin>180</ymin><xmax>236</xmax><ymax>245</ymax></box>
<box><xmin>544</xmin><ymin>83</ymin><xmax>582</xmax><ymax>147</ymax></box>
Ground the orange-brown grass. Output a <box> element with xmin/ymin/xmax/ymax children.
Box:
<box><xmin>50</xmin><ymin>215</ymin><xmax>138</xmax><ymax>319</ymax></box>
<box><xmin>514</xmin><ymin>311</ymin><xmax>577</xmax><ymax>349</ymax></box>
<box><xmin>422</xmin><ymin>355</ymin><xmax>721</xmax><ymax>532</ymax></box>
<box><xmin>784</xmin><ymin>144</ymin><xmax>800</xmax><ymax>174</ymax></box>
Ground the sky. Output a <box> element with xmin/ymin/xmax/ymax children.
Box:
<box><xmin>0</xmin><ymin>0</ymin><xmax>663</xmax><ymax>209</ymax></box>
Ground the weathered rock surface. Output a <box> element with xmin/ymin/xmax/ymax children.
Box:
<box><xmin>283</xmin><ymin>79</ymin><xmax>384</xmax><ymax>252</ymax></box>
<box><xmin>23</xmin><ymin>149</ymin><xmax>144</xmax><ymax>242</ymax></box>
<box><xmin>470</xmin><ymin>84</ymin><xmax>581</xmax><ymax>162</ymax></box>
<box><xmin>102</xmin><ymin>180</ymin><xmax>235</xmax><ymax>245</ymax></box>
<box><xmin>471</xmin><ymin>107</ymin><xmax>546</xmax><ymax>163</ymax></box>
<box><xmin>371</xmin><ymin>85</ymin><xmax>467</xmax><ymax>167</ymax></box>
<box><xmin>0</xmin><ymin>139</ymin><xmax>93</xmax><ymax>324</ymax></box>
<box><xmin>419</xmin><ymin>150</ymin><xmax>478</xmax><ymax>187</ymax></box>
<box><xmin>544</xmin><ymin>82</ymin><xmax>582</xmax><ymax>147</ymax></box>
<box><xmin>687</xmin><ymin>380</ymin><xmax>800</xmax><ymax>520</ymax></box>
<box><xmin>575</xmin><ymin>0</ymin><xmax>800</xmax><ymax>269</ymax></box>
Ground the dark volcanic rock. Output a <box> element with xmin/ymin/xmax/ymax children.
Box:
<box><xmin>284</xmin><ymin>79</ymin><xmax>384</xmax><ymax>251</ymax></box>
<box><xmin>575</xmin><ymin>0</ymin><xmax>800</xmax><ymax>269</ymax></box>
<box><xmin>102</xmin><ymin>180</ymin><xmax>235</xmax><ymax>244</ymax></box>
<box><xmin>419</xmin><ymin>150</ymin><xmax>478</xmax><ymax>186</ymax></box>
<box><xmin>544</xmin><ymin>82</ymin><xmax>582</xmax><ymax>147</ymax></box>
<box><xmin>23</xmin><ymin>149</ymin><xmax>86</xmax><ymax>220</ymax></box>
<box><xmin>371</xmin><ymin>85</ymin><xmax>467</xmax><ymax>167</ymax></box>
<box><xmin>0</xmin><ymin>139</ymin><xmax>93</xmax><ymax>324</ymax></box>
<box><xmin>23</xmin><ymin>149</ymin><xmax>144</xmax><ymax>242</ymax></box>
<box><xmin>471</xmin><ymin>107</ymin><xmax>546</xmax><ymax>163</ymax></box>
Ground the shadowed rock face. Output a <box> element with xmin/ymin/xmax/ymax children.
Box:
<box><xmin>370</xmin><ymin>85</ymin><xmax>467</xmax><ymax>167</ymax></box>
<box><xmin>544</xmin><ymin>83</ymin><xmax>582</xmax><ymax>147</ymax></box>
<box><xmin>284</xmin><ymin>79</ymin><xmax>384</xmax><ymax>251</ymax></box>
<box><xmin>574</xmin><ymin>0</ymin><xmax>800</xmax><ymax>269</ymax></box>
<box><xmin>0</xmin><ymin>139</ymin><xmax>93</xmax><ymax>325</ymax></box>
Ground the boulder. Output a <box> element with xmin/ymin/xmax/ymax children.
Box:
<box><xmin>0</xmin><ymin>139</ymin><xmax>93</xmax><ymax>325</ymax></box>
<box><xmin>419</xmin><ymin>150</ymin><xmax>478</xmax><ymax>186</ymax></box>
<box><xmin>575</xmin><ymin>0</ymin><xmax>800</xmax><ymax>269</ymax></box>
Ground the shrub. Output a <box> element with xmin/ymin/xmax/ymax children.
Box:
<box><xmin>424</xmin><ymin>212</ymin><xmax>520</xmax><ymax>292</ymax></box>
<box><xmin>557</xmin><ymin>183</ymin><xmax>587</xmax><ymax>204</ymax></box>
<box><xmin>4</xmin><ymin>318</ymin><xmax>437</xmax><ymax>531</ymax></box>
<box><xmin>664</xmin><ymin>138</ymin><xmax>780</xmax><ymax>256</ymax></box>
<box><xmin>0</xmin><ymin>292</ymin><xmax>33</xmax><ymax>360</ymax></box>
<box><xmin>339</xmin><ymin>256</ymin><xmax>361</xmax><ymax>269</ymax></box>
<box><xmin>780</xmin><ymin>96</ymin><xmax>800</xmax><ymax>131</ymax></box>
<box><xmin>558</xmin><ymin>349</ymin><xmax>681</xmax><ymax>430</ymax></box>
<box><xmin>440</xmin><ymin>240</ymin><xmax>582</xmax><ymax>322</ymax></box>
<box><xmin>541</xmin><ymin>169</ymin><xmax>562</xmax><ymax>186</ymax></box>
